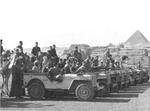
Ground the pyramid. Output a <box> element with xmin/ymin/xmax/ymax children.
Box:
<box><xmin>124</xmin><ymin>30</ymin><xmax>150</xmax><ymax>48</ymax></box>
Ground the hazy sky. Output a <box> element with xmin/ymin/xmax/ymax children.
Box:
<box><xmin>0</xmin><ymin>0</ymin><xmax>150</xmax><ymax>49</ymax></box>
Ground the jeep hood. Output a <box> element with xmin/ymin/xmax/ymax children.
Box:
<box><xmin>64</xmin><ymin>73</ymin><xmax>96</xmax><ymax>80</ymax></box>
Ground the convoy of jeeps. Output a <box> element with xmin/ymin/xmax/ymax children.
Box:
<box><xmin>23</xmin><ymin>65</ymin><xmax>149</xmax><ymax>101</ymax></box>
<box><xmin>1</xmin><ymin>47</ymin><xmax>150</xmax><ymax>101</ymax></box>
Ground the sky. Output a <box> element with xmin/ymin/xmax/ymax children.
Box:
<box><xmin>0</xmin><ymin>0</ymin><xmax>150</xmax><ymax>49</ymax></box>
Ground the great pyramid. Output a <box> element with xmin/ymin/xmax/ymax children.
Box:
<box><xmin>124</xmin><ymin>30</ymin><xmax>150</xmax><ymax>48</ymax></box>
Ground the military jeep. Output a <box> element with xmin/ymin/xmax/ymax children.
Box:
<box><xmin>23</xmin><ymin>71</ymin><xmax>109</xmax><ymax>101</ymax></box>
<box><xmin>141</xmin><ymin>69</ymin><xmax>149</xmax><ymax>83</ymax></box>
<box><xmin>106</xmin><ymin>69</ymin><xmax>119</xmax><ymax>92</ymax></box>
<box><xmin>129</xmin><ymin>66</ymin><xmax>147</xmax><ymax>84</ymax></box>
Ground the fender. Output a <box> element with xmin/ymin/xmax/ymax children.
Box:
<box><xmin>24</xmin><ymin>78</ymin><xmax>45</xmax><ymax>88</ymax></box>
<box><xmin>69</xmin><ymin>80</ymin><xmax>92</xmax><ymax>92</ymax></box>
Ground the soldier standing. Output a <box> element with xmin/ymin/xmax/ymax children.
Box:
<box><xmin>52</xmin><ymin>44</ymin><xmax>59</xmax><ymax>65</ymax></box>
<box><xmin>73</xmin><ymin>46</ymin><xmax>79</xmax><ymax>59</ymax></box>
<box><xmin>9</xmin><ymin>49</ymin><xmax>25</xmax><ymax>99</ymax></box>
<box><xmin>0</xmin><ymin>39</ymin><xmax>3</xmax><ymax>55</ymax></box>
<box><xmin>31</xmin><ymin>42</ymin><xmax>41</xmax><ymax>62</ymax></box>
<box><xmin>47</xmin><ymin>46</ymin><xmax>53</xmax><ymax>59</ymax></box>
<box><xmin>17</xmin><ymin>41</ymin><xmax>24</xmax><ymax>55</ymax></box>
<box><xmin>52</xmin><ymin>44</ymin><xmax>58</xmax><ymax>57</ymax></box>
<box><xmin>31</xmin><ymin>42</ymin><xmax>41</xmax><ymax>57</ymax></box>
<box><xmin>0</xmin><ymin>39</ymin><xmax>3</xmax><ymax>66</ymax></box>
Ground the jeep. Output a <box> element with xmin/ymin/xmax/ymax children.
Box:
<box><xmin>23</xmin><ymin>71</ymin><xmax>109</xmax><ymax>101</ymax></box>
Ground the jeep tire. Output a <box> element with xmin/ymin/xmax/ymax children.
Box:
<box><xmin>75</xmin><ymin>84</ymin><xmax>94</xmax><ymax>101</ymax></box>
<box><xmin>28</xmin><ymin>82</ymin><xmax>45</xmax><ymax>100</ymax></box>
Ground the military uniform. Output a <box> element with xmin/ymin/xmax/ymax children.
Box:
<box><xmin>17</xmin><ymin>45</ymin><xmax>23</xmax><ymax>54</ymax></box>
<box><xmin>73</xmin><ymin>49</ymin><xmax>78</xmax><ymax>59</ymax></box>
<box><xmin>10</xmin><ymin>55</ymin><xmax>25</xmax><ymax>98</ymax></box>
<box><xmin>31</xmin><ymin>46</ymin><xmax>41</xmax><ymax>63</ymax></box>
<box><xmin>51</xmin><ymin>48</ymin><xmax>57</xmax><ymax>57</ymax></box>
<box><xmin>0</xmin><ymin>45</ymin><xmax>3</xmax><ymax>65</ymax></box>
<box><xmin>31</xmin><ymin>46</ymin><xmax>41</xmax><ymax>57</ymax></box>
<box><xmin>48</xmin><ymin>66</ymin><xmax>60</xmax><ymax>81</ymax></box>
<box><xmin>92</xmin><ymin>58</ymin><xmax>99</xmax><ymax>67</ymax></box>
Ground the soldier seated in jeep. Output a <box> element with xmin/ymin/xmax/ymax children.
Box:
<box><xmin>42</xmin><ymin>62</ymin><xmax>52</xmax><ymax>72</ymax></box>
<box><xmin>62</xmin><ymin>60</ymin><xmax>71</xmax><ymax>74</ymax></box>
<box><xmin>75</xmin><ymin>57</ymin><xmax>92</xmax><ymax>73</ymax></box>
<box><xmin>48</xmin><ymin>64</ymin><xmax>61</xmax><ymax>81</ymax></box>
<box><xmin>91</xmin><ymin>56</ymin><xmax>100</xmax><ymax>72</ymax></box>
<box><xmin>32</xmin><ymin>60</ymin><xmax>41</xmax><ymax>73</ymax></box>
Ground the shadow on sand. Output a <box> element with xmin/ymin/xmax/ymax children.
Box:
<box><xmin>0</xmin><ymin>98</ymin><xmax>55</xmax><ymax>108</ymax></box>
<box><xmin>1</xmin><ymin>82</ymin><xmax>150</xmax><ymax>108</ymax></box>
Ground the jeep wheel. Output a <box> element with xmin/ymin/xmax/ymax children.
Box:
<box><xmin>28</xmin><ymin>82</ymin><xmax>45</xmax><ymax>100</ymax></box>
<box><xmin>75</xmin><ymin>84</ymin><xmax>94</xmax><ymax>101</ymax></box>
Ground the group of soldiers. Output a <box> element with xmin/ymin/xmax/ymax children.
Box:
<box><xmin>1</xmin><ymin>40</ymin><xmax>124</xmax><ymax>75</ymax></box>
<box><xmin>0</xmin><ymin>40</ymin><xmax>127</xmax><ymax>99</ymax></box>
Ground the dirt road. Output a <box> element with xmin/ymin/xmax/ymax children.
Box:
<box><xmin>1</xmin><ymin>82</ymin><xmax>150</xmax><ymax>111</ymax></box>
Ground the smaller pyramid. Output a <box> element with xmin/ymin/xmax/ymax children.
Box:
<box><xmin>124</xmin><ymin>30</ymin><xmax>150</xmax><ymax>48</ymax></box>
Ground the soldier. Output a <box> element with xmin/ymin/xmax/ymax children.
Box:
<box><xmin>70</xmin><ymin>62</ymin><xmax>78</xmax><ymax>73</ymax></box>
<box><xmin>73</xmin><ymin>46</ymin><xmax>79</xmax><ymax>59</ymax></box>
<box><xmin>121</xmin><ymin>56</ymin><xmax>129</xmax><ymax>69</ymax></box>
<box><xmin>105</xmin><ymin>48</ymin><xmax>111</xmax><ymax>58</ymax></box>
<box><xmin>42</xmin><ymin>62</ymin><xmax>52</xmax><ymax>73</ymax></box>
<box><xmin>100</xmin><ymin>61</ymin><xmax>105</xmax><ymax>68</ymax></box>
<box><xmin>16</xmin><ymin>41</ymin><xmax>28</xmax><ymax>72</ymax></box>
<box><xmin>32</xmin><ymin>60</ymin><xmax>40</xmax><ymax>73</ymax></box>
<box><xmin>92</xmin><ymin>56</ymin><xmax>99</xmax><ymax>67</ymax></box>
<box><xmin>9</xmin><ymin>49</ymin><xmax>25</xmax><ymax>99</ymax></box>
<box><xmin>58</xmin><ymin>58</ymin><xmax>65</xmax><ymax>69</ymax></box>
<box><xmin>73</xmin><ymin>46</ymin><xmax>83</xmax><ymax>65</ymax></box>
<box><xmin>48</xmin><ymin>65</ymin><xmax>61</xmax><ymax>81</ymax></box>
<box><xmin>91</xmin><ymin>56</ymin><xmax>99</xmax><ymax>71</ymax></box>
<box><xmin>31</xmin><ymin>42</ymin><xmax>41</xmax><ymax>63</ymax></box>
<box><xmin>62</xmin><ymin>60</ymin><xmax>71</xmax><ymax>74</ymax></box>
<box><xmin>31</xmin><ymin>42</ymin><xmax>41</xmax><ymax>57</ymax></box>
<box><xmin>52</xmin><ymin>44</ymin><xmax>58</xmax><ymax>57</ymax></box>
<box><xmin>105</xmin><ymin>56</ymin><xmax>109</xmax><ymax>69</ymax></box>
<box><xmin>47</xmin><ymin>46</ymin><xmax>53</xmax><ymax>59</ymax></box>
<box><xmin>76</xmin><ymin>56</ymin><xmax>92</xmax><ymax>73</ymax></box>
<box><xmin>84</xmin><ymin>56</ymin><xmax>92</xmax><ymax>71</ymax></box>
<box><xmin>51</xmin><ymin>44</ymin><xmax>59</xmax><ymax>66</ymax></box>
<box><xmin>109</xmin><ymin>55</ymin><xmax>115</xmax><ymax>69</ymax></box>
<box><xmin>0</xmin><ymin>39</ymin><xmax>3</xmax><ymax>55</ymax></box>
<box><xmin>75</xmin><ymin>61</ymin><xmax>88</xmax><ymax>73</ymax></box>
<box><xmin>0</xmin><ymin>40</ymin><xmax>3</xmax><ymax>66</ymax></box>
<box><xmin>37</xmin><ymin>51</ymin><xmax>44</xmax><ymax>70</ymax></box>
<box><xmin>17</xmin><ymin>41</ymin><xmax>24</xmax><ymax>54</ymax></box>
<box><xmin>77</xmin><ymin>49</ymin><xmax>83</xmax><ymax>65</ymax></box>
